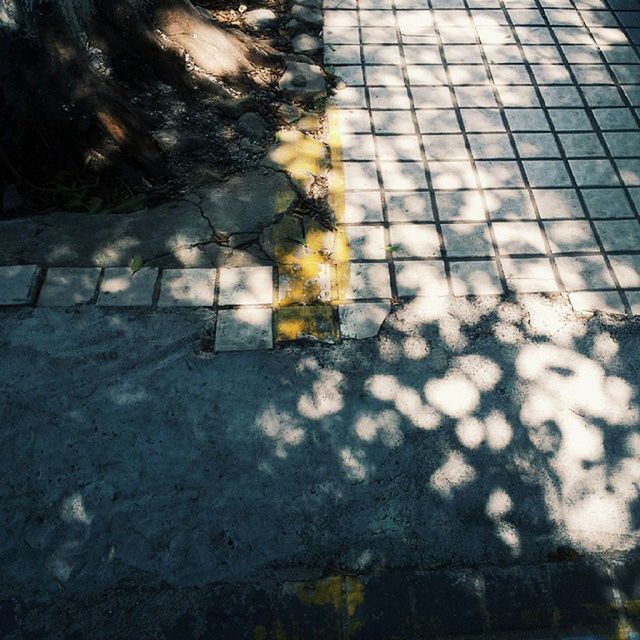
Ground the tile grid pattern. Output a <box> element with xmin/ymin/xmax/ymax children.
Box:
<box><xmin>327</xmin><ymin>0</ymin><xmax>640</xmax><ymax>312</ymax></box>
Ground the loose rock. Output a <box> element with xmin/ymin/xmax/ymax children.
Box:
<box><xmin>279</xmin><ymin>60</ymin><xmax>326</xmax><ymax>101</ymax></box>
<box><xmin>244</xmin><ymin>8</ymin><xmax>278</xmax><ymax>29</ymax></box>
<box><xmin>290</xmin><ymin>5</ymin><xmax>322</xmax><ymax>26</ymax></box>
<box><xmin>292</xmin><ymin>33</ymin><xmax>322</xmax><ymax>55</ymax></box>
<box><xmin>238</xmin><ymin>112</ymin><xmax>268</xmax><ymax>139</ymax></box>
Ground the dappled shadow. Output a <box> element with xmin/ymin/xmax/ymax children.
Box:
<box><xmin>1</xmin><ymin>294</ymin><xmax>639</xmax><ymax>613</ymax></box>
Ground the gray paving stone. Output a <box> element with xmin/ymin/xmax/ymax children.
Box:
<box><xmin>533</xmin><ymin>188</ymin><xmax>585</xmax><ymax>218</ymax></box>
<box><xmin>343</xmin><ymin>191</ymin><xmax>385</xmax><ymax>223</ymax></box>
<box><xmin>340</xmin><ymin>134</ymin><xmax>376</xmax><ymax>161</ymax></box>
<box><xmin>376</xmin><ymin>135</ymin><xmax>423</xmax><ymax>161</ymax></box>
<box><xmin>493</xmin><ymin>221</ymin><xmax>548</xmax><ymax>254</ymax></box>
<box><xmin>373</xmin><ymin>111</ymin><xmax>416</xmax><ymax>135</ymax></box>
<box><xmin>539</xmin><ymin>85</ymin><xmax>582</xmax><ymax>107</ymax></box>
<box><xmin>627</xmin><ymin>290</ymin><xmax>640</xmax><ymax>316</ymax></box>
<box><xmin>0</xmin><ymin>265</ymin><xmax>39</xmax><ymax>306</ymax></box>
<box><xmin>97</xmin><ymin>267</ymin><xmax>158</xmax><ymax>307</ymax></box>
<box><xmin>610</xmin><ymin>254</ymin><xmax>640</xmax><ymax>288</ymax></box>
<box><xmin>505</xmin><ymin>108</ymin><xmax>550</xmax><ymax>131</ymax></box>
<box><xmin>338</xmin><ymin>261</ymin><xmax>392</xmax><ymax>299</ymax></box>
<box><xmin>406</xmin><ymin>65</ymin><xmax>448</xmax><ymax>86</ymax></box>
<box><xmin>593</xmin><ymin>107</ymin><xmax>638</xmax><ymax>130</ymax></box>
<box><xmin>485</xmin><ymin>189</ymin><xmax>538</xmax><ymax>219</ymax></box>
<box><xmin>582</xmin><ymin>85</ymin><xmax>626</xmax><ymax>107</ymax></box>
<box><xmin>569</xmin><ymin>289</ymin><xmax>626</xmax><ymax>314</ymax></box>
<box><xmin>501</xmin><ymin>257</ymin><xmax>558</xmax><ymax>291</ymax></box>
<box><xmin>594</xmin><ymin>219</ymin><xmax>640</xmax><ymax>251</ymax></box>
<box><xmin>455</xmin><ymin>86</ymin><xmax>498</xmax><ymax>107</ymax></box>
<box><xmin>412</xmin><ymin>86</ymin><xmax>455</xmax><ymax>109</ymax></box>
<box><xmin>218</xmin><ymin>266</ymin><xmax>273</xmax><ymax>306</ymax></box>
<box><xmin>394</xmin><ymin>260</ymin><xmax>449</xmax><ymax>296</ymax></box>
<box><xmin>380</xmin><ymin>161</ymin><xmax>429</xmax><ymax>190</ymax></box>
<box><xmin>415</xmin><ymin>109</ymin><xmax>461</xmax><ymax>134</ymax></box>
<box><xmin>450</xmin><ymin>258</ymin><xmax>503</xmax><ymax>294</ymax></box>
<box><xmin>558</xmin><ymin>132</ymin><xmax>606</xmax><ymax>158</ymax></box>
<box><xmin>603</xmin><ymin>131</ymin><xmax>640</xmax><ymax>157</ymax></box>
<box><xmin>572</xmin><ymin>63</ymin><xmax>614</xmax><ymax>84</ymax></box>
<box><xmin>430</xmin><ymin>160</ymin><xmax>478</xmax><ymax>189</ymax></box>
<box><xmin>343</xmin><ymin>161</ymin><xmax>380</xmax><ymax>190</ymax></box>
<box><xmin>389</xmin><ymin>223</ymin><xmax>441</xmax><ymax>257</ymax></box>
<box><xmin>476</xmin><ymin>160</ymin><xmax>527</xmax><ymax>188</ymax></box>
<box><xmin>514</xmin><ymin>132</ymin><xmax>560</xmax><ymax>158</ymax></box>
<box><xmin>39</xmin><ymin>267</ymin><xmax>100</xmax><ymax>307</ymax></box>
<box><xmin>158</xmin><ymin>269</ymin><xmax>216</xmax><ymax>307</ymax></box>
<box><xmin>615</xmin><ymin>159</ymin><xmax>640</xmax><ymax>186</ymax></box>
<box><xmin>581</xmin><ymin>188</ymin><xmax>634</xmax><ymax>218</ymax></box>
<box><xmin>333</xmin><ymin>65</ymin><xmax>365</xmax><ymax>86</ymax></box>
<box><xmin>338</xmin><ymin>301</ymin><xmax>391</xmax><ymax>338</ymax></box>
<box><xmin>555</xmin><ymin>255</ymin><xmax>617</xmax><ymax>290</ymax></box>
<box><xmin>491</xmin><ymin>64</ymin><xmax>533</xmax><ymax>85</ymax></box>
<box><xmin>523</xmin><ymin>160</ymin><xmax>573</xmax><ymax>187</ymax></box>
<box><xmin>386</xmin><ymin>192</ymin><xmax>434</xmax><ymax>222</ymax></box>
<box><xmin>339</xmin><ymin>109</ymin><xmax>371</xmax><ymax>135</ymax></box>
<box><xmin>548</xmin><ymin>108</ymin><xmax>593</xmax><ymax>131</ymax></box>
<box><xmin>544</xmin><ymin>220</ymin><xmax>600</xmax><ymax>252</ymax></box>
<box><xmin>498</xmin><ymin>84</ymin><xmax>540</xmax><ymax>107</ymax></box>
<box><xmin>569</xmin><ymin>158</ymin><xmax>621</xmax><ymax>186</ymax></box>
<box><xmin>442</xmin><ymin>223</ymin><xmax>494</xmax><ymax>257</ymax></box>
<box><xmin>468</xmin><ymin>133</ymin><xmax>515</xmax><ymax>159</ymax></box>
<box><xmin>423</xmin><ymin>133</ymin><xmax>468</xmax><ymax>159</ymax></box>
<box><xmin>344</xmin><ymin>224</ymin><xmax>387</xmax><ymax>259</ymax></box>
<box><xmin>461</xmin><ymin>108</ymin><xmax>506</xmax><ymax>132</ymax></box>
<box><xmin>215</xmin><ymin>307</ymin><xmax>272</xmax><ymax>351</ymax></box>
<box><xmin>437</xmin><ymin>190</ymin><xmax>486</xmax><ymax>221</ymax></box>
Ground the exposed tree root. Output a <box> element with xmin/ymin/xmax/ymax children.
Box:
<box><xmin>0</xmin><ymin>0</ymin><xmax>281</xmax><ymax>192</ymax></box>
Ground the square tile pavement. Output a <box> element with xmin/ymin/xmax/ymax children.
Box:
<box><xmin>98</xmin><ymin>267</ymin><xmax>158</xmax><ymax>307</ymax></box>
<box><xmin>0</xmin><ymin>265</ymin><xmax>39</xmax><ymax>306</ymax></box>
<box><xmin>39</xmin><ymin>267</ymin><xmax>100</xmax><ymax>306</ymax></box>
<box><xmin>215</xmin><ymin>308</ymin><xmax>273</xmax><ymax>351</ymax></box>
<box><xmin>218</xmin><ymin>266</ymin><xmax>273</xmax><ymax>306</ymax></box>
<box><xmin>158</xmin><ymin>269</ymin><xmax>215</xmax><ymax>307</ymax></box>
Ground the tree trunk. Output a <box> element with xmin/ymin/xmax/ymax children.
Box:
<box><xmin>0</xmin><ymin>0</ymin><xmax>278</xmax><ymax>184</ymax></box>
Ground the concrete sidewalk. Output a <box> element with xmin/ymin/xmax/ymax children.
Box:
<box><xmin>1</xmin><ymin>294</ymin><xmax>639</xmax><ymax>637</ymax></box>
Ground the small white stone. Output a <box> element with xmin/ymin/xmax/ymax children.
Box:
<box><xmin>0</xmin><ymin>265</ymin><xmax>39</xmax><ymax>306</ymax></box>
<box><xmin>215</xmin><ymin>307</ymin><xmax>273</xmax><ymax>351</ymax></box>
<box><xmin>97</xmin><ymin>267</ymin><xmax>158</xmax><ymax>306</ymax></box>
<box><xmin>339</xmin><ymin>302</ymin><xmax>390</xmax><ymax>339</ymax></box>
<box><xmin>158</xmin><ymin>269</ymin><xmax>215</xmax><ymax>307</ymax></box>
<box><xmin>218</xmin><ymin>266</ymin><xmax>273</xmax><ymax>305</ymax></box>
<box><xmin>39</xmin><ymin>267</ymin><xmax>100</xmax><ymax>306</ymax></box>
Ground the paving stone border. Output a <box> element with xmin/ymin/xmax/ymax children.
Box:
<box><xmin>1</xmin><ymin>263</ymin><xmax>639</xmax><ymax>352</ymax></box>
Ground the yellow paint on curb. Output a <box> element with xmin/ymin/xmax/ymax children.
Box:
<box><xmin>294</xmin><ymin>575</ymin><xmax>343</xmax><ymax>610</ymax></box>
<box><xmin>272</xmin><ymin>106</ymin><xmax>352</xmax><ymax>342</ymax></box>
<box><xmin>276</xmin><ymin>305</ymin><xmax>338</xmax><ymax>343</ymax></box>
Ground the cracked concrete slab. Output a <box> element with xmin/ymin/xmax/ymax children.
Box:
<box><xmin>192</xmin><ymin>168</ymin><xmax>299</xmax><ymax>236</ymax></box>
<box><xmin>0</xmin><ymin>200</ymin><xmax>213</xmax><ymax>268</ymax></box>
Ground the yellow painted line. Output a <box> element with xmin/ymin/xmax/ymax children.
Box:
<box><xmin>272</xmin><ymin>105</ymin><xmax>353</xmax><ymax>343</ymax></box>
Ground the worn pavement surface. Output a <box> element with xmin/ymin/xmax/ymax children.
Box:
<box><xmin>1</xmin><ymin>293</ymin><xmax>640</xmax><ymax>638</ymax></box>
